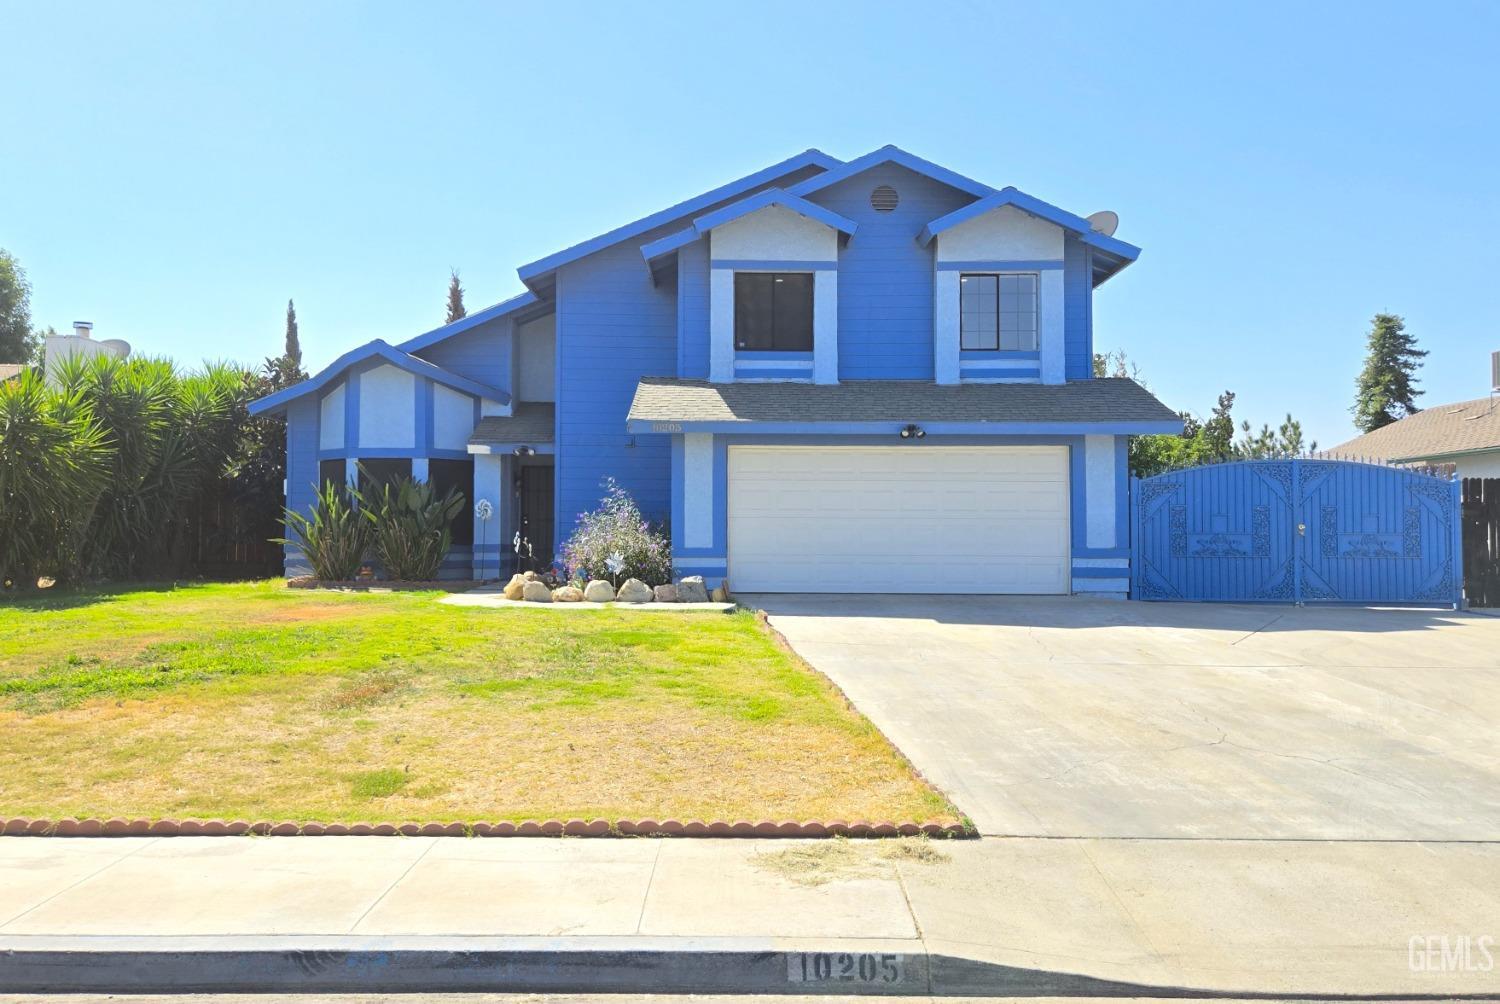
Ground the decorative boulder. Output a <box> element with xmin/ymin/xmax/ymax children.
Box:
<box><xmin>675</xmin><ymin>576</ymin><xmax>710</xmax><ymax>603</ymax></box>
<box><xmin>711</xmin><ymin>582</ymin><xmax>731</xmax><ymax>603</ymax></box>
<box><xmin>502</xmin><ymin>573</ymin><xmax>527</xmax><ymax>600</ymax></box>
<box><xmin>616</xmin><ymin>578</ymin><xmax>654</xmax><ymax>603</ymax></box>
<box><xmin>583</xmin><ymin>580</ymin><xmax>616</xmax><ymax>603</ymax></box>
<box><xmin>522</xmin><ymin>580</ymin><xmax>552</xmax><ymax>602</ymax></box>
<box><xmin>522</xmin><ymin>570</ymin><xmax>538</xmax><ymax>581</ymax></box>
<box><xmin>653</xmin><ymin>584</ymin><xmax>679</xmax><ymax>603</ymax></box>
<box><xmin>553</xmin><ymin>585</ymin><xmax>584</xmax><ymax>602</ymax></box>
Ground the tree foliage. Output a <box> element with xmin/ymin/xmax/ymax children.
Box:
<box><xmin>0</xmin><ymin>249</ymin><xmax>41</xmax><ymax>365</ymax></box>
<box><xmin>1094</xmin><ymin>351</ymin><xmax>1314</xmax><ymax>477</ymax></box>
<box><xmin>2</xmin><ymin>355</ymin><xmax>285</xmax><ymax>587</ymax></box>
<box><xmin>283</xmin><ymin>299</ymin><xmax>303</xmax><ymax>371</ymax></box>
<box><xmin>1352</xmin><ymin>312</ymin><xmax>1426</xmax><ymax>433</ymax></box>
<box><xmin>445</xmin><ymin>269</ymin><xmax>466</xmax><ymax>324</ymax></box>
<box><xmin>0</xmin><ymin>370</ymin><xmax>111</xmax><ymax>586</ymax></box>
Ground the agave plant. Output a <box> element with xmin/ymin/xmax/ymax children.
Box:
<box><xmin>273</xmin><ymin>479</ymin><xmax>370</xmax><ymax>581</ymax></box>
<box><xmin>362</xmin><ymin>474</ymin><xmax>465</xmax><ymax>581</ymax></box>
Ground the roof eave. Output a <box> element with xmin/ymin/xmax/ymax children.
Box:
<box><xmin>397</xmin><ymin>290</ymin><xmax>543</xmax><ymax>353</ymax></box>
<box><xmin>248</xmin><ymin>339</ymin><xmax>512</xmax><ymax>417</ymax></box>
<box><xmin>626</xmin><ymin>417</ymin><xmax>1184</xmax><ymax>436</ymax></box>
<box><xmin>516</xmin><ymin>148</ymin><xmax>843</xmax><ymax>292</ymax></box>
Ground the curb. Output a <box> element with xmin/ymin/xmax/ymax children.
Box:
<box><xmin>0</xmin><ymin>935</ymin><xmax>1233</xmax><ymax>998</ymax></box>
<box><xmin>0</xmin><ymin>817</ymin><xmax>974</xmax><ymax>838</ymax></box>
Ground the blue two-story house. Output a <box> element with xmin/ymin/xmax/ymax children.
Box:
<box><xmin>250</xmin><ymin>145</ymin><xmax>1181</xmax><ymax>597</ymax></box>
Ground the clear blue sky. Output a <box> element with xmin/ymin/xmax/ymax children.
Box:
<box><xmin>5</xmin><ymin>1</ymin><xmax>1496</xmax><ymax>447</ymax></box>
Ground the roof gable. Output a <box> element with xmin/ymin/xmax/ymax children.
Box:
<box><xmin>917</xmin><ymin>188</ymin><xmax>1142</xmax><ymax>262</ymax></box>
<box><xmin>516</xmin><ymin>148</ymin><xmax>841</xmax><ymax>291</ymax></box>
<box><xmin>248</xmin><ymin>339</ymin><xmax>510</xmax><ymax>417</ymax></box>
<box><xmin>640</xmin><ymin>188</ymin><xmax>858</xmax><ymax>269</ymax></box>
<box><xmin>786</xmin><ymin>144</ymin><xmax>994</xmax><ymax>200</ymax></box>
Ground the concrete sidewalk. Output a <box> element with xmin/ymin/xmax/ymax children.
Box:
<box><xmin>2</xmin><ymin>835</ymin><xmax>1498</xmax><ymax>997</ymax></box>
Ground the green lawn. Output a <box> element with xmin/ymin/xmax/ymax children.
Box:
<box><xmin>0</xmin><ymin>581</ymin><xmax>952</xmax><ymax>825</ymax></box>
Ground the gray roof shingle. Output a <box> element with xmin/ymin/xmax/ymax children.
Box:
<box><xmin>469</xmin><ymin>403</ymin><xmax>555</xmax><ymax>446</ymax></box>
<box><xmin>626</xmin><ymin>377</ymin><xmax>1180</xmax><ymax>427</ymax></box>
<box><xmin>1329</xmin><ymin>396</ymin><xmax>1500</xmax><ymax>462</ymax></box>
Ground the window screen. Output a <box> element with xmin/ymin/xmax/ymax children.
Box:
<box><xmin>960</xmin><ymin>273</ymin><xmax>1038</xmax><ymax>351</ymax></box>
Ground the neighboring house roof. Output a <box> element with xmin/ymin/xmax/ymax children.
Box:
<box><xmin>917</xmin><ymin>188</ymin><xmax>1142</xmax><ymax>263</ymax></box>
<box><xmin>397</xmin><ymin>290</ymin><xmax>543</xmax><ymax>354</ymax></box>
<box><xmin>0</xmin><ymin>364</ymin><xmax>25</xmax><ymax>383</ymax></box>
<box><xmin>516</xmin><ymin>148</ymin><xmax>843</xmax><ymax>292</ymax></box>
<box><xmin>468</xmin><ymin>403</ymin><xmax>556</xmax><ymax>451</ymax></box>
<box><xmin>785</xmin><ymin>144</ymin><xmax>993</xmax><ymax>200</ymax></box>
<box><xmin>626</xmin><ymin>377</ymin><xmax>1182</xmax><ymax>433</ymax></box>
<box><xmin>640</xmin><ymin>188</ymin><xmax>860</xmax><ymax>268</ymax></box>
<box><xmin>249</xmin><ymin>339</ymin><xmax>511</xmax><ymax>417</ymax></box>
<box><xmin>1328</xmin><ymin>396</ymin><xmax>1500</xmax><ymax>463</ymax></box>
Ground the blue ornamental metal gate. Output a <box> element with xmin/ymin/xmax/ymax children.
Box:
<box><xmin>1131</xmin><ymin>460</ymin><xmax>1462</xmax><ymax>606</ymax></box>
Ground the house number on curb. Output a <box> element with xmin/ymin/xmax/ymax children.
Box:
<box><xmin>787</xmin><ymin>952</ymin><xmax>906</xmax><ymax>984</ymax></box>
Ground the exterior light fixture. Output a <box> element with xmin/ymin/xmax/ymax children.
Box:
<box><xmin>512</xmin><ymin>445</ymin><xmax>536</xmax><ymax>457</ymax></box>
<box><xmin>899</xmin><ymin>424</ymin><xmax>926</xmax><ymax>440</ymax></box>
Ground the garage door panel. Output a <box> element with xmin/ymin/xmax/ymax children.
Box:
<box><xmin>727</xmin><ymin>446</ymin><xmax>1070</xmax><ymax>594</ymax></box>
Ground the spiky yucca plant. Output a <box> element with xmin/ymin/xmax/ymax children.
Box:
<box><xmin>0</xmin><ymin>369</ymin><xmax>110</xmax><ymax>587</ymax></box>
<box><xmin>274</xmin><ymin>479</ymin><xmax>370</xmax><ymax>581</ymax></box>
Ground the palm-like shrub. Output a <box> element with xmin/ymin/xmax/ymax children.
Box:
<box><xmin>53</xmin><ymin>354</ymin><xmax>240</xmax><ymax>577</ymax></box>
<box><xmin>0</xmin><ymin>370</ymin><xmax>110</xmax><ymax>587</ymax></box>
<box><xmin>274</xmin><ymin>479</ymin><xmax>370</xmax><ymax>581</ymax></box>
<box><xmin>362</xmin><ymin>475</ymin><xmax>465</xmax><ymax>581</ymax></box>
<box><xmin>560</xmin><ymin>478</ymin><xmax>672</xmax><ymax>586</ymax></box>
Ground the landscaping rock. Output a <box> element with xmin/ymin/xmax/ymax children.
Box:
<box><xmin>711</xmin><ymin>582</ymin><xmax>731</xmax><ymax>603</ymax></box>
<box><xmin>583</xmin><ymin>579</ymin><xmax>616</xmax><ymax>603</ymax></box>
<box><xmin>553</xmin><ymin>585</ymin><xmax>583</xmax><ymax>602</ymax></box>
<box><xmin>616</xmin><ymin>578</ymin><xmax>654</xmax><ymax>603</ymax></box>
<box><xmin>653</xmin><ymin>584</ymin><xmax>679</xmax><ymax>603</ymax></box>
<box><xmin>521</xmin><ymin>580</ymin><xmax>552</xmax><ymax>602</ymax></box>
<box><xmin>676</xmin><ymin>575</ymin><xmax>710</xmax><ymax>603</ymax></box>
<box><xmin>522</xmin><ymin>570</ymin><xmax>539</xmax><ymax>581</ymax></box>
<box><xmin>502</xmin><ymin>574</ymin><xmax>527</xmax><ymax>600</ymax></box>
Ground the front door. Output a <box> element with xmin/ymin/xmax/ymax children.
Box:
<box><xmin>518</xmin><ymin>464</ymin><xmax>555</xmax><ymax>572</ymax></box>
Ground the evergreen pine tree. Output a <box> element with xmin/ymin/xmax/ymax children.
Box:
<box><xmin>1352</xmin><ymin>313</ymin><xmax>1426</xmax><ymax>433</ymax></box>
<box><xmin>446</xmin><ymin>269</ymin><xmax>466</xmax><ymax>323</ymax></box>
<box><xmin>284</xmin><ymin>299</ymin><xmax>302</xmax><ymax>370</ymax></box>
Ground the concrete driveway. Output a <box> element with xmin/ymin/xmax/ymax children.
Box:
<box><xmin>751</xmin><ymin>596</ymin><xmax>1500</xmax><ymax>839</ymax></box>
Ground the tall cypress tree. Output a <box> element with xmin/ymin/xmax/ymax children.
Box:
<box><xmin>1352</xmin><ymin>313</ymin><xmax>1427</xmax><ymax>433</ymax></box>
<box><xmin>284</xmin><ymin>299</ymin><xmax>302</xmax><ymax>370</ymax></box>
<box><xmin>446</xmin><ymin>269</ymin><xmax>466</xmax><ymax>323</ymax></box>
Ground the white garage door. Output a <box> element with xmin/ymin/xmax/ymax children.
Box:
<box><xmin>727</xmin><ymin>446</ymin><xmax>1070</xmax><ymax>594</ymax></box>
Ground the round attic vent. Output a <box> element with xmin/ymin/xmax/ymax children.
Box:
<box><xmin>870</xmin><ymin>185</ymin><xmax>899</xmax><ymax>212</ymax></box>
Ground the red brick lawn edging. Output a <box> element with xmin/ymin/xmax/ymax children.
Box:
<box><xmin>1</xmin><ymin>817</ymin><xmax>973</xmax><ymax>838</ymax></box>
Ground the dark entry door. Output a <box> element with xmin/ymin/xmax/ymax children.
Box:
<box><xmin>518</xmin><ymin>464</ymin><xmax>555</xmax><ymax>572</ymax></box>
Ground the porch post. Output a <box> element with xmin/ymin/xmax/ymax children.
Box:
<box><xmin>472</xmin><ymin>452</ymin><xmax>503</xmax><ymax>581</ymax></box>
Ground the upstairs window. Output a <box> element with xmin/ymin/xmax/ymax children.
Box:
<box><xmin>960</xmin><ymin>273</ymin><xmax>1038</xmax><ymax>351</ymax></box>
<box><xmin>735</xmin><ymin>272</ymin><xmax>813</xmax><ymax>352</ymax></box>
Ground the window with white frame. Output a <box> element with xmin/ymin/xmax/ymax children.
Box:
<box><xmin>959</xmin><ymin>273</ymin><xmax>1038</xmax><ymax>351</ymax></box>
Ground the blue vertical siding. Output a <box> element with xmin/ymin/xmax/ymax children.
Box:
<box><xmin>554</xmin><ymin>244</ymin><xmax>676</xmax><ymax>540</ymax></box>
<box><xmin>677</xmin><ymin>237</ymin><xmax>710</xmax><ymax>379</ymax></box>
<box><xmin>1063</xmin><ymin>236</ymin><xmax>1093</xmax><ymax>380</ymax></box>
<box><xmin>806</xmin><ymin>164</ymin><xmax>973</xmax><ymax>380</ymax></box>
<box><xmin>413</xmin><ymin>316</ymin><xmax>513</xmax><ymax>391</ymax></box>
<box><xmin>283</xmin><ymin>395</ymin><xmax>320</xmax><ymax>575</ymax></box>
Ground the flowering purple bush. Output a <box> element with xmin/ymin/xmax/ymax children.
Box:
<box><xmin>560</xmin><ymin>478</ymin><xmax>673</xmax><ymax>586</ymax></box>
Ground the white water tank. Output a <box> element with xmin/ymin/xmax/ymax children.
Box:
<box><xmin>43</xmin><ymin>322</ymin><xmax>131</xmax><ymax>385</ymax></box>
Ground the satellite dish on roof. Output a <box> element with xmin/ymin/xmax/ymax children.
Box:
<box><xmin>1086</xmin><ymin>210</ymin><xmax>1119</xmax><ymax>237</ymax></box>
